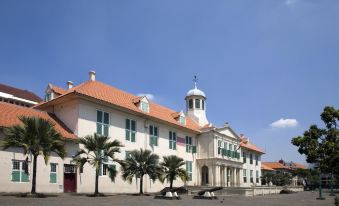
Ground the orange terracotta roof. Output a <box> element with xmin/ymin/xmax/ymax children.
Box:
<box><xmin>0</xmin><ymin>102</ymin><xmax>76</xmax><ymax>139</ymax></box>
<box><xmin>261</xmin><ymin>164</ymin><xmax>274</xmax><ymax>171</ymax></box>
<box><xmin>262</xmin><ymin>162</ymin><xmax>291</xmax><ymax>170</ymax></box>
<box><xmin>51</xmin><ymin>85</ymin><xmax>66</xmax><ymax>95</ymax></box>
<box><xmin>240</xmin><ymin>138</ymin><xmax>265</xmax><ymax>154</ymax></box>
<box><xmin>291</xmin><ymin>162</ymin><xmax>307</xmax><ymax>169</ymax></box>
<box><xmin>36</xmin><ymin>80</ymin><xmax>201</xmax><ymax>133</ymax></box>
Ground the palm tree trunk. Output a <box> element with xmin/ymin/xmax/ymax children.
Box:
<box><xmin>170</xmin><ymin>178</ymin><xmax>173</xmax><ymax>190</ymax></box>
<box><xmin>139</xmin><ymin>175</ymin><xmax>143</xmax><ymax>195</ymax></box>
<box><xmin>95</xmin><ymin>168</ymin><xmax>99</xmax><ymax>196</ymax></box>
<box><xmin>31</xmin><ymin>155</ymin><xmax>38</xmax><ymax>194</ymax></box>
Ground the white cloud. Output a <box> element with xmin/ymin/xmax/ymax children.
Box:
<box><xmin>270</xmin><ymin>118</ymin><xmax>298</xmax><ymax>128</ymax></box>
<box><xmin>137</xmin><ymin>93</ymin><xmax>155</xmax><ymax>101</ymax></box>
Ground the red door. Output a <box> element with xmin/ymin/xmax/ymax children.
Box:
<box><xmin>64</xmin><ymin>164</ymin><xmax>76</xmax><ymax>193</ymax></box>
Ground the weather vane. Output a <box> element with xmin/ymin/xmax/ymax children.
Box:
<box><xmin>193</xmin><ymin>75</ymin><xmax>198</xmax><ymax>89</ymax></box>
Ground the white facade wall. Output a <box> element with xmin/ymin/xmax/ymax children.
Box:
<box><xmin>76</xmin><ymin>100</ymin><xmax>197</xmax><ymax>193</ymax></box>
<box><xmin>0</xmin><ymin>130</ymin><xmax>79</xmax><ymax>193</ymax></box>
<box><xmin>241</xmin><ymin>148</ymin><xmax>262</xmax><ymax>187</ymax></box>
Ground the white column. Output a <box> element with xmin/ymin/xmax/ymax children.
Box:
<box><xmin>216</xmin><ymin>165</ymin><xmax>220</xmax><ymax>186</ymax></box>
<box><xmin>233</xmin><ymin>168</ymin><xmax>236</xmax><ymax>187</ymax></box>
<box><xmin>209</xmin><ymin>166</ymin><xmax>213</xmax><ymax>186</ymax></box>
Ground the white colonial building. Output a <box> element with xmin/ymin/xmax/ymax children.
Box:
<box><xmin>0</xmin><ymin>71</ymin><xmax>264</xmax><ymax>194</ymax></box>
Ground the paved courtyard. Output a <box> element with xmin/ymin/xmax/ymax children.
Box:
<box><xmin>0</xmin><ymin>191</ymin><xmax>336</xmax><ymax>206</ymax></box>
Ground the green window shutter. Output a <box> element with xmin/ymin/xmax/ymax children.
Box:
<box><xmin>125</xmin><ymin>129</ymin><xmax>130</xmax><ymax>141</ymax></box>
<box><xmin>12</xmin><ymin>171</ymin><xmax>20</xmax><ymax>182</ymax></box>
<box><xmin>21</xmin><ymin>172</ymin><xmax>29</xmax><ymax>182</ymax></box>
<box><xmin>99</xmin><ymin>165</ymin><xmax>102</xmax><ymax>176</ymax></box>
<box><xmin>97</xmin><ymin>123</ymin><xmax>102</xmax><ymax>135</ymax></box>
<box><xmin>50</xmin><ymin>173</ymin><xmax>57</xmax><ymax>183</ymax></box>
<box><xmin>103</xmin><ymin>112</ymin><xmax>109</xmax><ymax>124</ymax></box>
<box><xmin>97</xmin><ymin>111</ymin><xmax>103</xmax><ymax>123</ymax></box>
<box><xmin>192</xmin><ymin>146</ymin><xmax>197</xmax><ymax>153</ymax></box>
<box><xmin>131</xmin><ymin>131</ymin><xmax>136</xmax><ymax>142</ymax></box>
<box><xmin>103</xmin><ymin>125</ymin><xmax>108</xmax><ymax>136</ymax></box>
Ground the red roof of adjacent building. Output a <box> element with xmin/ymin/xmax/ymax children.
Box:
<box><xmin>36</xmin><ymin>80</ymin><xmax>201</xmax><ymax>133</ymax></box>
<box><xmin>261</xmin><ymin>164</ymin><xmax>274</xmax><ymax>171</ymax></box>
<box><xmin>0</xmin><ymin>102</ymin><xmax>76</xmax><ymax>139</ymax></box>
<box><xmin>292</xmin><ymin>162</ymin><xmax>307</xmax><ymax>169</ymax></box>
<box><xmin>262</xmin><ymin>162</ymin><xmax>291</xmax><ymax>170</ymax></box>
<box><xmin>0</xmin><ymin>83</ymin><xmax>42</xmax><ymax>103</ymax></box>
<box><xmin>240</xmin><ymin>138</ymin><xmax>265</xmax><ymax>154</ymax></box>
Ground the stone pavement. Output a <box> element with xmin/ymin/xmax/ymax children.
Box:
<box><xmin>0</xmin><ymin>191</ymin><xmax>336</xmax><ymax>206</ymax></box>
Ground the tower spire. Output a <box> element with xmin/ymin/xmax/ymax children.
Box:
<box><xmin>193</xmin><ymin>75</ymin><xmax>198</xmax><ymax>89</ymax></box>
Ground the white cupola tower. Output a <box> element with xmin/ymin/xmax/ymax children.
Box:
<box><xmin>185</xmin><ymin>76</ymin><xmax>209</xmax><ymax>126</ymax></box>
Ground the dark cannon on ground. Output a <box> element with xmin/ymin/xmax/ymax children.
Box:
<box><xmin>194</xmin><ymin>187</ymin><xmax>223</xmax><ymax>199</ymax></box>
<box><xmin>155</xmin><ymin>186</ymin><xmax>186</xmax><ymax>200</ymax></box>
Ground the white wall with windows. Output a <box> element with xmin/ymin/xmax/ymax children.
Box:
<box><xmin>76</xmin><ymin>99</ymin><xmax>198</xmax><ymax>194</ymax></box>
<box><xmin>241</xmin><ymin>148</ymin><xmax>262</xmax><ymax>187</ymax></box>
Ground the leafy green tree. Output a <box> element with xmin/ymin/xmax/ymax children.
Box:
<box><xmin>291</xmin><ymin>106</ymin><xmax>339</xmax><ymax>176</ymax></box>
<box><xmin>0</xmin><ymin>116</ymin><xmax>66</xmax><ymax>195</ymax></box>
<box><xmin>73</xmin><ymin>133</ymin><xmax>123</xmax><ymax>196</ymax></box>
<box><xmin>121</xmin><ymin>149</ymin><xmax>162</xmax><ymax>194</ymax></box>
<box><xmin>160</xmin><ymin>155</ymin><xmax>188</xmax><ymax>189</ymax></box>
<box><xmin>261</xmin><ymin>172</ymin><xmax>292</xmax><ymax>186</ymax></box>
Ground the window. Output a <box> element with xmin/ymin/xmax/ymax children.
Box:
<box><xmin>179</xmin><ymin>116</ymin><xmax>186</xmax><ymax>125</ymax></box>
<box><xmin>202</xmin><ymin>99</ymin><xmax>205</xmax><ymax>110</ymax></box>
<box><xmin>12</xmin><ymin>160</ymin><xmax>29</xmax><ymax>182</ymax></box>
<box><xmin>125</xmin><ymin>151</ymin><xmax>131</xmax><ymax>159</ymax></box>
<box><xmin>243</xmin><ymin>152</ymin><xmax>246</xmax><ymax>163</ymax></box>
<box><xmin>255</xmin><ymin>155</ymin><xmax>258</xmax><ymax>166</ymax></box>
<box><xmin>99</xmin><ymin>164</ymin><xmax>108</xmax><ymax>176</ymax></box>
<box><xmin>243</xmin><ymin>169</ymin><xmax>247</xmax><ymax>183</ymax></box>
<box><xmin>169</xmin><ymin>131</ymin><xmax>176</xmax><ymax>150</ymax></box>
<box><xmin>45</xmin><ymin>93</ymin><xmax>52</xmax><ymax>101</ymax></box>
<box><xmin>250</xmin><ymin>170</ymin><xmax>253</xmax><ymax>183</ymax></box>
<box><xmin>229</xmin><ymin>144</ymin><xmax>233</xmax><ymax>150</ymax></box>
<box><xmin>186</xmin><ymin>161</ymin><xmax>192</xmax><ymax>181</ymax></box>
<box><xmin>224</xmin><ymin>142</ymin><xmax>227</xmax><ymax>149</ymax></box>
<box><xmin>97</xmin><ymin>110</ymin><xmax>109</xmax><ymax>136</ymax></box>
<box><xmin>50</xmin><ymin>163</ymin><xmax>57</xmax><ymax>183</ymax></box>
<box><xmin>149</xmin><ymin>125</ymin><xmax>158</xmax><ymax>146</ymax></box>
<box><xmin>140</xmin><ymin>101</ymin><xmax>149</xmax><ymax>113</ymax></box>
<box><xmin>250</xmin><ymin>154</ymin><xmax>253</xmax><ymax>164</ymax></box>
<box><xmin>125</xmin><ymin>119</ymin><xmax>136</xmax><ymax>142</ymax></box>
<box><xmin>256</xmin><ymin>171</ymin><xmax>259</xmax><ymax>183</ymax></box>
<box><xmin>188</xmin><ymin>99</ymin><xmax>193</xmax><ymax>109</ymax></box>
<box><xmin>234</xmin><ymin>145</ymin><xmax>237</xmax><ymax>151</ymax></box>
<box><xmin>217</xmin><ymin>140</ymin><xmax>222</xmax><ymax>155</ymax></box>
<box><xmin>186</xmin><ymin>136</ymin><xmax>193</xmax><ymax>153</ymax></box>
<box><xmin>195</xmin><ymin>99</ymin><xmax>200</xmax><ymax>109</ymax></box>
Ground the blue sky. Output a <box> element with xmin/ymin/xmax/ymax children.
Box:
<box><xmin>1</xmin><ymin>0</ymin><xmax>338</xmax><ymax>164</ymax></box>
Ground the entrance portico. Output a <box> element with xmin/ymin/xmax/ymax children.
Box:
<box><xmin>197</xmin><ymin>159</ymin><xmax>242</xmax><ymax>187</ymax></box>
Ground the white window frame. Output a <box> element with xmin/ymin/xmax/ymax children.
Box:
<box><xmin>96</xmin><ymin>110</ymin><xmax>110</xmax><ymax>136</ymax></box>
<box><xmin>50</xmin><ymin>163</ymin><xmax>57</xmax><ymax>184</ymax></box>
<box><xmin>12</xmin><ymin>160</ymin><xmax>29</xmax><ymax>183</ymax></box>
<box><xmin>140</xmin><ymin>101</ymin><xmax>149</xmax><ymax>113</ymax></box>
<box><xmin>125</xmin><ymin>118</ymin><xmax>137</xmax><ymax>142</ymax></box>
<box><xmin>149</xmin><ymin>125</ymin><xmax>159</xmax><ymax>146</ymax></box>
<box><xmin>186</xmin><ymin>136</ymin><xmax>193</xmax><ymax>153</ymax></box>
<box><xmin>169</xmin><ymin>131</ymin><xmax>177</xmax><ymax>150</ymax></box>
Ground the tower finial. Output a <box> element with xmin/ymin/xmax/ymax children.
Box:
<box><xmin>193</xmin><ymin>75</ymin><xmax>198</xmax><ymax>89</ymax></box>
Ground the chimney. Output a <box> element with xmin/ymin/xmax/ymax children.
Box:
<box><xmin>67</xmin><ymin>81</ymin><xmax>74</xmax><ymax>89</ymax></box>
<box><xmin>224</xmin><ymin>122</ymin><xmax>229</xmax><ymax>127</ymax></box>
<box><xmin>89</xmin><ymin>70</ymin><xmax>96</xmax><ymax>81</ymax></box>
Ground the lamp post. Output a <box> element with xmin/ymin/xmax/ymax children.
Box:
<box><xmin>316</xmin><ymin>163</ymin><xmax>325</xmax><ymax>200</ymax></box>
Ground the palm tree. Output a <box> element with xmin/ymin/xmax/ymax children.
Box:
<box><xmin>72</xmin><ymin>133</ymin><xmax>123</xmax><ymax>196</ymax></box>
<box><xmin>121</xmin><ymin>149</ymin><xmax>162</xmax><ymax>195</ymax></box>
<box><xmin>160</xmin><ymin>155</ymin><xmax>188</xmax><ymax>189</ymax></box>
<box><xmin>0</xmin><ymin>116</ymin><xmax>66</xmax><ymax>195</ymax></box>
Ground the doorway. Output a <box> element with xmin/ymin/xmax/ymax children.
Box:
<box><xmin>64</xmin><ymin>164</ymin><xmax>76</xmax><ymax>193</ymax></box>
<box><xmin>201</xmin><ymin>165</ymin><xmax>209</xmax><ymax>186</ymax></box>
